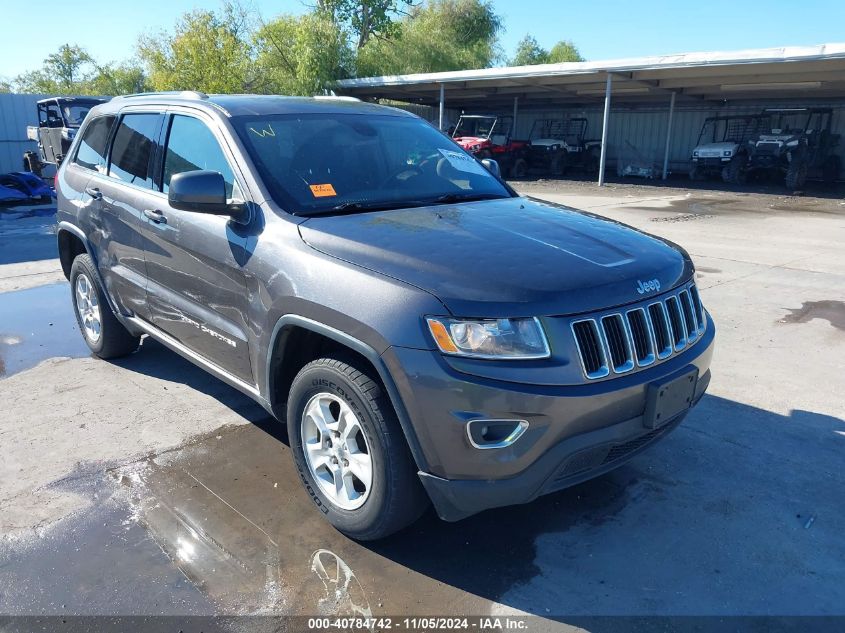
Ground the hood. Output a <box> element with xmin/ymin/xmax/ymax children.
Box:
<box><xmin>299</xmin><ymin>197</ymin><xmax>692</xmax><ymax>317</ymax></box>
<box><xmin>693</xmin><ymin>141</ymin><xmax>738</xmax><ymax>156</ymax></box>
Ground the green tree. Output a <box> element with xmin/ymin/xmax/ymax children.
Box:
<box><xmin>317</xmin><ymin>0</ymin><xmax>415</xmax><ymax>49</ymax></box>
<box><xmin>256</xmin><ymin>12</ymin><xmax>353</xmax><ymax>95</ymax></box>
<box><xmin>89</xmin><ymin>62</ymin><xmax>150</xmax><ymax>95</ymax></box>
<box><xmin>138</xmin><ymin>3</ymin><xmax>258</xmax><ymax>93</ymax></box>
<box><xmin>15</xmin><ymin>44</ymin><xmax>97</xmax><ymax>94</ymax></box>
<box><xmin>356</xmin><ymin>0</ymin><xmax>502</xmax><ymax>76</ymax></box>
<box><xmin>548</xmin><ymin>39</ymin><xmax>584</xmax><ymax>63</ymax></box>
<box><xmin>511</xmin><ymin>35</ymin><xmax>548</xmax><ymax>66</ymax></box>
<box><xmin>0</xmin><ymin>78</ymin><xmax>12</xmax><ymax>93</ymax></box>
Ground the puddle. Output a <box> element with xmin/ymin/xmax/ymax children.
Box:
<box><xmin>779</xmin><ymin>300</ymin><xmax>845</xmax><ymax>331</ymax></box>
<box><xmin>0</xmin><ymin>282</ymin><xmax>90</xmax><ymax>378</ymax></box>
<box><xmin>106</xmin><ymin>423</ymin><xmax>637</xmax><ymax>616</ymax></box>
<box><xmin>0</xmin><ymin>206</ymin><xmax>58</xmax><ymax>265</ymax></box>
<box><xmin>0</xmin><ymin>481</ymin><xmax>215</xmax><ymax>615</ymax></box>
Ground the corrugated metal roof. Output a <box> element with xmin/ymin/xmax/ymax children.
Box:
<box><xmin>337</xmin><ymin>43</ymin><xmax>845</xmax><ymax>108</ymax></box>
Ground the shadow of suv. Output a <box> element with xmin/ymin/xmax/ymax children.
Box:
<box><xmin>55</xmin><ymin>92</ymin><xmax>715</xmax><ymax>540</ymax></box>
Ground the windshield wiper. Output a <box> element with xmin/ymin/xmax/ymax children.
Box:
<box><xmin>298</xmin><ymin>199</ymin><xmax>429</xmax><ymax>216</ymax></box>
<box><xmin>430</xmin><ymin>192</ymin><xmax>509</xmax><ymax>205</ymax></box>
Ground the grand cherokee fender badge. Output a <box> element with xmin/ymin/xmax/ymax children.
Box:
<box><xmin>636</xmin><ymin>278</ymin><xmax>661</xmax><ymax>295</ymax></box>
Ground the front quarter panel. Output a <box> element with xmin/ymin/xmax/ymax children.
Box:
<box><xmin>246</xmin><ymin>204</ymin><xmax>445</xmax><ymax>399</ymax></box>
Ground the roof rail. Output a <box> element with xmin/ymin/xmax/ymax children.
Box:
<box><xmin>112</xmin><ymin>90</ymin><xmax>209</xmax><ymax>100</ymax></box>
<box><xmin>313</xmin><ymin>91</ymin><xmax>361</xmax><ymax>102</ymax></box>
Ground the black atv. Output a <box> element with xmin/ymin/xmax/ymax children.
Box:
<box><xmin>741</xmin><ymin>107</ymin><xmax>841</xmax><ymax>189</ymax></box>
<box><xmin>24</xmin><ymin>97</ymin><xmax>107</xmax><ymax>175</ymax></box>
<box><xmin>526</xmin><ymin>118</ymin><xmax>601</xmax><ymax>177</ymax></box>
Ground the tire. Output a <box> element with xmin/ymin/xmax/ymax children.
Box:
<box><xmin>722</xmin><ymin>154</ymin><xmax>747</xmax><ymax>184</ymax></box>
<box><xmin>689</xmin><ymin>165</ymin><xmax>705</xmax><ymax>181</ymax></box>
<box><xmin>287</xmin><ymin>356</ymin><xmax>428</xmax><ymax>540</ymax></box>
<box><xmin>785</xmin><ymin>160</ymin><xmax>807</xmax><ymax>190</ymax></box>
<box><xmin>477</xmin><ymin>149</ymin><xmax>492</xmax><ymax>160</ymax></box>
<box><xmin>509</xmin><ymin>158</ymin><xmax>527</xmax><ymax>179</ymax></box>
<box><xmin>585</xmin><ymin>147</ymin><xmax>601</xmax><ymax>174</ymax></box>
<box><xmin>822</xmin><ymin>155</ymin><xmax>841</xmax><ymax>183</ymax></box>
<box><xmin>70</xmin><ymin>254</ymin><xmax>140</xmax><ymax>359</ymax></box>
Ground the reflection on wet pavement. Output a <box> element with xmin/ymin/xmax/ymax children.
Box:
<box><xmin>111</xmin><ymin>422</ymin><xmax>633</xmax><ymax>617</ymax></box>
<box><xmin>0</xmin><ymin>490</ymin><xmax>214</xmax><ymax>615</ymax></box>
<box><xmin>0</xmin><ymin>282</ymin><xmax>90</xmax><ymax>377</ymax></box>
<box><xmin>0</xmin><ymin>205</ymin><xmax>58</xmax><ymax>265</ymax></box>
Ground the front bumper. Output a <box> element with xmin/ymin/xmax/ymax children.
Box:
<box><xmin>692</xmin><ymin>157</ymin><xmax>729</xmax><ymax>169</ymax></box>
<box><xmin>383</xmin><ymin>313</ymin><xmax>715</xmax><ymax>521</ymax></box>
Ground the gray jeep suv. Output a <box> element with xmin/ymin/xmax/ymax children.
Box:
<box><xmin>56</xmin><ymin>93</ymin><xmax>715</xmax><ymax>540</ymax></box>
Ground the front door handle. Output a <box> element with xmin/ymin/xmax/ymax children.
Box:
<box><xmin>85</xmin><ymin>187</ymin><xmax>102</xmax><ymax>200</ymax></box>
<box><xmin>143</xmin><ymin>208</ymin><xmax>167</xmax><ymax>224</ymax></box>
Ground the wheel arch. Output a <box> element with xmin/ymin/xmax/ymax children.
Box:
<box><xmin>266</xmin><ymin>315</ymin><xmax>431</xmax><ymax>473</ymax></box>
<box><xmin>57</xmin><ymin>222</ymin><xmax>90</xmax><ymax>280</ymax></box>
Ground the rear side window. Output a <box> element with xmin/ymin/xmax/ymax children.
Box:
<box><xmin>73</xmin><ymin>115</ymin><xmax>115</xmax><ymax>172</ymax></box>
<box><xmin>108</xmin><ymin>113</ymin><xmax>161</xmax><ymax>189</ymax></box>
<box><xmin>163</xmin><ymin>115</ymin><xmax>235</xmax><ymax>197</ymax></box>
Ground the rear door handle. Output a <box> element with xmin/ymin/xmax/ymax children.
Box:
<box><xmin>85</xmin><ymin>187</ymin><xmax>102</xmax><ymax>200</ymax></box>
<box><xmin>143</xmin><ymin>208</ymin><xmax>167</xmax><ymax>224</ymax></box>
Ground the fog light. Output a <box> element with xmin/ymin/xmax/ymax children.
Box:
<box><xmin>466</xmin><ymin>419</ymin><xmax>529</xmax><ymax>449</ymax></box>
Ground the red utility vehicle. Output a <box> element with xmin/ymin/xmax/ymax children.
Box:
<box><xmin>451</xmin><ymin>114</ymin><xmax>529</xmax><ymax>178</ymax></box>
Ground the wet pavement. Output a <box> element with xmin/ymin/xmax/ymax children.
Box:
<box><xmin>0</xmin><ymin>204</ymin><xmax>58</xmax><ymax>266</ymax></box>
<box><xmin>0</xmin><ymin>282</ymin><xmax>89</xmax><ymax>377</ymax></box>
<box><xmin>779</xmin><ymin>300</ymin><xmax>845</xmax><ymax>331</ymax></box>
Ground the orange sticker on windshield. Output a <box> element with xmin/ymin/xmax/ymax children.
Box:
<box><xmin>309</xmin><ymin>183</ymin><xmax>337</xmax><ymax>197</ymax></box>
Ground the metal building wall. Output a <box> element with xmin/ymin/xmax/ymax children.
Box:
<box><xmin>0</xmin><ymin>93</ymin><xmax>51</xmax><ymax>175</ymax></box>
<box><xmin>509</xmin><ymin>99</ymin><xmax>845</xmax><ymax>177</ymax></box>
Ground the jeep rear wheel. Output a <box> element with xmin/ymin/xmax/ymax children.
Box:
<box><xmin>287</xmin><ymin>356</ymin><xmax>428</xmax><ymax>540</ymax></box>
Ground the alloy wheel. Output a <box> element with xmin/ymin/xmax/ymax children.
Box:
<box><xmin>301</xmin><ymin>393</ymin><xmax>373</xmax><ymax>510</ymax></box>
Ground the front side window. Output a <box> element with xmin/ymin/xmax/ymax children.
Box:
<box><xmin>73</xmin><ymin>115</ymin><xmax>116</xmax><ymax>172</ymax></box>
<box><xmin>163</xmin><ymin>115</ymin><xmax>235</xmax><ymax>197</ymax></box>
<box><xmin>233</xmin><ymin>113</ymin><xmax>511</xmax><ymax>215</ymax></box>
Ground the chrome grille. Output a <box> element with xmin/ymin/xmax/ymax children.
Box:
<box><xmin>571</xmin><ymin>282</ymin><xmax>706</xmax><ymax>380</ymax></box>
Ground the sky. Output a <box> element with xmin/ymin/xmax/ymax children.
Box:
<box><xmin>2</xmin><ymin>0</ymin><xmax>844</xmax><ymax>79</ymax></box>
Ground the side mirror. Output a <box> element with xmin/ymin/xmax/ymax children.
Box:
<box><xmin>168</xmin><ymin>170</ymin><xmax>234</xmax><ymax>216</ymax></box>
<box><xmin>481</xmin><ymin>158</ymin><xmax>500</xmax><ymax>178</ymax></box>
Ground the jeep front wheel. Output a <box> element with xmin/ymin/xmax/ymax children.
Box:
<box><xmin>287</xmin><ymin>356</ymin><xmax>427</xmax><ymax>540</ymax></box>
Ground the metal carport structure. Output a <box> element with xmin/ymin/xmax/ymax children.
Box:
<box><xmin>336</xmin><ymin>44</ymin><xmax>845</xmax><ymax>185</ymax></box>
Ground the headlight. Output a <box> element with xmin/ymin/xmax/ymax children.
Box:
<box><xmin>551</xmin><ymin>145</ymin><xmax>560</xmax><ymax>151</ymax></box>
<box><xmin>723</xmin><ymin>150</ymin><xmax>732</xmax><ymax>157</ymax></box>
<box><xmin>426</xmin><ymin>316</ymin><xmax>550</xmax><ymax>359</ymax></box>
<box><xmin>693</xmin><ymin>151</ymin><xmax>699</xmax><ymax>157</ymax></box>
<box><xmin>786</xmin><ymin>140</ymin><xmax>799</xmax><ymax>147</ymax></box>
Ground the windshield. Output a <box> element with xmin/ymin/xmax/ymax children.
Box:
<box><xmin>453</xmin><ymin>116</ymin><xmax>501</xmax><ymax>139</ymax></box>
<box><xmin>234</xmin><ymin>113</ymin><xmax>512</xmax><ymax>215</ymax></box>
<box><xmin>62</xmin><ymin>105</ymin><xmax>94</xmax><ymax>127</ymax></box>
